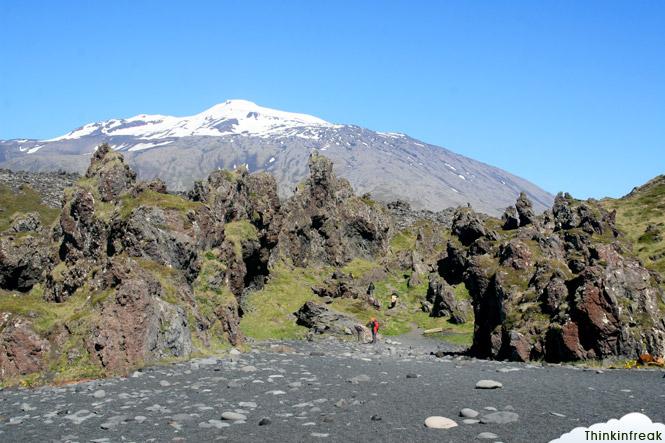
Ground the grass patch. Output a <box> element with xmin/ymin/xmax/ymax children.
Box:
<box><xmin>0</xmin><ymin>284</ymin><xmax>113</xmax><ymax>335</ymax></box>
<box><xmin>341</xmin><ymin>258</ymin><xmax>381</xmax><ymax>279</ymax></box>
<box><xmin>601</xmin><ymin>176</ymin><xmax>665</xmax><ymax>281</ymax></box>
<box><xmin>136</xmin><ymin>258</ymin><xmax>181</xmax><ymax>304</ymax></box>
<box><xmin>119</xmin><ymin>190</ymin><xmax>201</xmax><ymax>219</ymax></box>
<box><xmin>0</xmin><ymin>185</ymin><xmax>60</xmax><ymax>232</ymax></box>
<box><xmin>224</xmin><ymin>220</ymin><xmax>258</xmax><ymax>257</ymax></box>
<box><xmin>389</xmin><ymin>229</ymin><xmax>416</xmax><ymax>253</ymax></box>
<box><xmin>240</xmin><ymin>263</ymin><xmax>329</xmax><ymax>340</ymax></box>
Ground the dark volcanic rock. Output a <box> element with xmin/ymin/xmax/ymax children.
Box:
<box><xmin>0</xmin><ymin>168</ymin><xmax>78</xmax><ymax>208</ymax></box>
<box><xmin>112</xmin><ymin>206</ymin><xmax>198</xmax><ymax>276</ymax></box>
<box><xmin>0</xmin><ymin>316</ymin><xmax>50</xmax><ymax>378</ymax></box>
<box><xmin>85</xmin><ymin>143</ymin><xmax>136</xmax><ymax>202</ymax></box>
<box><xmin>451</xmin><ymin>208</ymin><xmax>496</xmax><ymax>246</ymax></box>
<box><xmin>0</xmin><ymin>234</ymin><xmax>50</xmax><ymax>292</ymax></box>
<box><xmin>499</xmin><ymin>240</ymin><xmax>533</xmax><ymax>270</ymax></box>
<box><xmin>426</xmin><ymin>274</ymin><xmax>469</xmax><ymax>323</ymax></box>
<box><xmin>87</xmin><ymin>258</ymin><xmax>192</xmax><ymax>372</ymax></box>
<box><xmin>501</xmin><ymin>206</ymin><xmax>520</xmax><ymax>230</ymax></box>
<box><xmin>295</xmin><ymin>301</ymin><xmax>364</xmax><ymax>336</ymax></box>
<box><xmin>515</xmin><ymin>192</ymin><xmax>536</xmax><ymax>227</ymax></box>
<box><xmin>272</xmin><ymin>153</ymin><xmax>391</xmax><ymax>267</ymax></box>
<box><xmin>456</xmin><ymin>194</ymin><xmax>665</xmax><ymax>362</ymax></box>
<box><xmin>10</xmin><ymin>212</ymin><xmax>41</xmax><ymax>233</ymax></box>
<box><xmin>386</xmin><ymin>200</ymin><xmax>455</xmax><ymax>231</ymax></box>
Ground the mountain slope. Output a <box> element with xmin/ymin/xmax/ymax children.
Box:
<box><xmin>0</xmin><ymin>100</ymin><xmax>553</xmax><ymax>215</ymax></box>
<box><xmin>601</xmin><ymin>175</ymin><xmax>665</xmax><ymax>276</ymax></box>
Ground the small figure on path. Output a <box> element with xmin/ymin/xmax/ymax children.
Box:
<box><xmin>368</xmin><ymin>317</ymin><xmax>380</xmax><ymax>344</ymax></box>
<box><xmin>389</xmin><ymin>292</ymin><xmax>399</xmax><ymax>309</ymax></box>
<box><xmin>354</xmin><ymin>324</ymin><xmax>365</xmax><ymax>342</ymax></box>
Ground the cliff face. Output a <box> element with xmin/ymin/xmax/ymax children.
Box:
<box><xmin>0</xmin><ymin>145</ymin><xmax>391</xmax><ymax>383</ymax></box>
<box><xmin>0</xmin><ymin>145</ymin><xmax>663</xmax><ymax>384</ymax></box>
<box><xmin>436</xmin><ymin>194</ymin><xmax>665</xmax><ymax>362</ymax></box>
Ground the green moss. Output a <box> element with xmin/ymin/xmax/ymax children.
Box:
<box><xmin>136</xmin><ymin>258</ymin><xmax>181</xmax><ymax>304</ymax></box>
<box><xmin>240</xmin><ymin>262</ymin><xmax>329</xmax><ymax>340</ymax></box>
<box><xmin>0</xmin><ymin>185</ymin><xmax>60</xmax><ymax>232</ymax></box>
<box><xmin>224</xmin><ymin>220</ymin><xmax>258</xmax><ymax>257</ymax></box>
<box><xmin>389</xmin><ymin>229</ymin><xmax>416</xmax><ymax>252</ymax></box>
<box><xmin>0</xmin><ymin>284</ymin><xmax>114</xmax><ymax>336</ymax></box>
<box><xmin>341</xmin><ymin>258</ymin><xmax>381</xmax><ymax>279</ymax></box>
<box><xmin>453</xmin><ymin>283</ymin><xmax>471</xmax><ymax>301</ymax></box>
<box><xmin>119</xmin><ymin>190</ymin><xmax>202</xmax><ymax>220</ymax></box>
<box><xmin>601</xmin><ymin>177</ymin><xmax>665</xmax><ymax>279</ymax></box>
<box><xmin>193</xmin><ymin>254</ymin><xmax>235</xmax><ymax>320</ymax></box>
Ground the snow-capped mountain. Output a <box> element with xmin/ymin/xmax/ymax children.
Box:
<box><xmin>47</xmin><ymin>100</ymin><xmax>339</xmax><ymax>144</ymax></box>
<box><xmin>0</xmin><ymin>100</ymin><xmax>553</xmax><ymax>214</ymax></box>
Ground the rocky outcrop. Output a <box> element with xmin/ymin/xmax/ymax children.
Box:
<box><xmin>10</xmin><ymin>213</ymin><xmax>41</xmax><ymax>233</ymax></box>
<box><xmin>451</xmin><ymin>208</ymin><xmax>497</xmax><ymax>246</ymax></box>
<box><xmin>0</xmin><ymin>315</ymin><xmax>50</xmax><ymax>379</ymax></box>
<box><xmin>515</xmin><ymin>192</ymin><xmax>536</xmax><ymax>227</ymax></box>
<box><xmin>86</xmin><ymin>258</ymin><xmax>192</xmax><ymax>372</ymax></box>
<box><xmin>311</xmin><ymin>271</ymin><xmax>381</xmax><ymax>309</ymax></box>
<box><xmin>441</xmin><ymin>193</ymin><xmax>665</xmax><ymax>362</ymax></box>
<box><xmin>112</xmin><ymin>206</ymin><xmax>198</xmax><ymax>277</ymax></box>
<box><xmin>190</xmin><ymin>166</ymin><xmax>281</xmax><ymax>292</ymax></box>
<box><xmin>386</xmin><ymin>200</ymin><xmax>455</xmax><ymax>231</ymax></box>
<box><xmin>85</xmin><ymin>143</ymin><xmax>136</xmax><ymax>202</ymax></box>
<box><xmin>272</xmin><ymin>153</ymin><xmax>392</xmax><ymax>267</ymax></box>
<box><xmin>295</xmin><ymin>301</ymin><xmax>365</xmax><ymax>336</ymax></box>
<box><xmin>0</xmin><ymin>168</ymin><xmax>78</xmax><ymax>208</ymax></box>
<box><xmin>0</xmin><ymin>235</ymin><xmax>50</xmax><ymax>292</ymax></box>
<box><xmin>501</xmin><ymin>206</ymin><xmax>520</xmax><ymax>230</ymax></box>
<box><xmin>426</xmin><ymin>274</ymin><xmax>469</xmax><ymax>324</ymax></box>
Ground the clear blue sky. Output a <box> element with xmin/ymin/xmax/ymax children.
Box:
<box><xmin>1</xmin><ymin>1</ymin><xmax>663</xmax><ymax>199</ymax></box>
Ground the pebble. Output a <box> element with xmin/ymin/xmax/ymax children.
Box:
<box><xmin>93</xmin><ymin>390</ymin><xmax>106</xmax><ymax>398</ymax></box>
<box><xmin>480</xmin><ymin>411</ymin><xmax>519</xmax><ymax>424</ymax></box>
<box><xmin>64</xmin><ymin>409</ymin><xmax>97</xmax><ymax>425</ymax></box>
<box><xmin>159</xmin><ymin>380</ymin><xmax>171</xmax><ymax>387</ymax></box>
<box><xmin>475</xmin><ymin>380</ymin><xmax>503</xmax><ymax>389</ymax></box>
<box><xmin>335</xmin><ymin>399</ymin><xmax>349</xmax><ymax>408</ymax></box>
<box><xmin>424</xmin><ymin>416</ymin><xmax>458</xmax><ymax>429</ymax></box>
<box><xmin>311</xmin><ymin>433</ymin><xmax>329</xmax><ymax>438</ymax></box>
<box><xmin>258</xmin><ymin>417</ymin><xmax>272</xmax><ymax>426</ymax></box>
<box><xmin>100</xmin><ymin>415</ymin><xmax>128</xmax><ymax>430</ymax></box>
<box><xmin>20</xmin><ymin>403</ymin><xmax>35</xmax><ymax>411</ymax></box>
<box><xmin>463</xmin><ymin>419</ymin><xmax>480</xmax><ymax>424</ymax></box>
<box><xmin>265</xmin><ymin>390</ymin><xmax>286</xmax><ymax>395</ymax></box>
<box><xmin>239</xmin><ymin>402</ymin><xmax>257</xmax><ymax>408</ymax></box>
<box><xmin>221</xmin><ymin>411</ymin><xmax>247</xmax><ymax>421</ymax></box>
<box><xmin>371</xmin><ymin>415</ymin><xmax>382</xmax><ymax>421</ymax></box>
<box><xmin>550</xmin><ymin>412</ymin><xmax>566</xmax><ymax>418</ymax></box>
<box><xmin>406</xmin><ymin>373</ymin><xmax>419</xmax><ymax>379</ymax></box>
<box><xmin>229</xmin><ymin>349</ymin><xmax>241</xmax><ymax>355</ymax></box>
<box><xmin>207</xmin><ymin>419</ymin><xmax>229</xmax><ymax>429</ymax></box>
<box><xmin>347</xmin><ymin>374</ymin><xmax>371</xmax><ymax>384</ymax></box>
<box><xmin>454</xmin><ymin>406</ymin><xmax>477</xmax><ymax>417</ymax></box>
<box><xmin>477</xmin><ymin>432</ymin><xmax>499</xmax><ymax>439</ymax></box>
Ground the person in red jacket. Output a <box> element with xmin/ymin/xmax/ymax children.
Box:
<box><xmin>368</xmin><ymin>318</ymin><xmax>379</xmax><ymax>344</ymax></box>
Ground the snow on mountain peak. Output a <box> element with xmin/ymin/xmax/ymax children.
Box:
<box><xmin>44</xmin><ymin>100</ymin><xmax>338</xmax><ymax>143</ymax></box>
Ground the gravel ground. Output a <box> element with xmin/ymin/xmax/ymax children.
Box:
<box><xmin>1</xmin><ymin>335</ymin><xmax>664</xmax><ymax>443</ymax></box>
